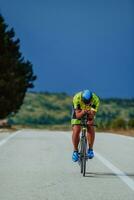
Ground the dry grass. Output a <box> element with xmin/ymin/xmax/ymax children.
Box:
<box><xmin>0</xmin><ymin>126</ymin><xmax>134</xmax><ymax>137</ymax></box>
<box><xmin>98</xmin><ymin>129</ymin><xmax>134</xmax><ymax>137</ymax></box>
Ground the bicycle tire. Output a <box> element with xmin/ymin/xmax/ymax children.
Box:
<box><xmin>80</xmin><ymin>138</ymin><xmax>84</xmax><ymax>174</ymax></box>
<box><xmin>79</xmin><ymin>130</ymin><xmax>87</xmax><ymax>176</ymax></box>
<box><xmin>83</xmin><ymin>137</ymin><xmax>87</xmax><ymax>176</ymax></box>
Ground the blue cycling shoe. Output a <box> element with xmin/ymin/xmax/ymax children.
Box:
<box><xmin>88</xmin><ymin>148</ymin><xmax>94</xmax><ymax>159</ymax></box>
<box><xmin>72</xmin><ymin>151</ymin><xmax>79</xmax><ymax>162</ymax></box>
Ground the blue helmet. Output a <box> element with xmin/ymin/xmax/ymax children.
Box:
<box><xmin>82</xmin><ymin>90</ymin><xmax>92</xmax><ymax>104</ymax></box>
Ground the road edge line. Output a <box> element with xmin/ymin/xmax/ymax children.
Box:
<box><xmin>95</xmin><ymin>151</ymin><xmax>134</xmax><ymax>192</ymax></box>
<box><xmin>0</xmin><ymin>130</ymin><xmax>22</xmax><ymax>147</ymax></box>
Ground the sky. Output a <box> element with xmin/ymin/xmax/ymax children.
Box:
<box><xmin>0</xmin><ymin>0</ymin><xmax>134</xmax><ymax>98</ymax></box>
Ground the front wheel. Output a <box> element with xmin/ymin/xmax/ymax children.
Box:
<box><xmin>80</xmin><ymin>138</ymin><xmax>84</xmax><ymax>174</ymax></box>
<box><xmin>79</xmin><ymin>137</ymin><xmax>87</xmax><ymax>176</ymax></box>
<box><xmin>83</xmin><ymin>138</ymin><xmax>87</xmax><ymax>176</ymax></box>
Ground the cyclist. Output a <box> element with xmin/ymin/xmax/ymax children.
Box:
<box><xmin>71</xmin><ymin>89</ymin><xmax>100</xmax><ymax>162</ymax></box>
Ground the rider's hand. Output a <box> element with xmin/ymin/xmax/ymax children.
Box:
<box><xmin>86</xmin><ymin>110</ymin><xmax>96</xmax><ymax>120</ymax></box>
<box><xmin>82</xmin><ymin>110</ymin><xmax>88</xmax><ymax>115</ymax></box>
<box><xmin>82</xmin><ymin>109</ymin><xmax>96</xmax><ymax>118</ymax></box>
<box><xmin>88</xmin><ymin>110</ymin><xmax>96</xmax><ymax>116</ymax></box>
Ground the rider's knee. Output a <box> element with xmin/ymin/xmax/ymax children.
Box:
<box><xmin>87</xmin><ymin>126</ymin><xmax>95</xmax><ymax>134</ymax></box>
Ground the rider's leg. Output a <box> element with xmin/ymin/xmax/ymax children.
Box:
<box><xmin>72</xmin><ymin>125</ymin><xmax>81</xmax><ymax>151</ymax></box>
<box><xmin>87</xmin><ymin>125</ymin><xmax>95</xmax><ymax>149</ymax></box>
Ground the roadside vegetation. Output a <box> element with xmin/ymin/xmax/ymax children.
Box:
<box><xmin>9</xmin><ymin>92</ymin><xmax>134</xmax><ymax>135</ymax></box>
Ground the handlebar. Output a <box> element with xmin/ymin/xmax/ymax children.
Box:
<box><xmin>80</xmin><ymin>113</ymin><xmax>88</xmax><ymax>127</ymax></box>
<box><xmin>80</xmin><ymin>113</ymin><xmax>97</xmax><ymax>127</ymax></box>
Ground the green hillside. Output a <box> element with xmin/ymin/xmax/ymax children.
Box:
<box><xmin>10</xmin><ymin>92</ymin><xmax>134</xmax><ymax>130</ymax></box>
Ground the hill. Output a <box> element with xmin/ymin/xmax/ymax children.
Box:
<box><xmin>10</xmin><ymin>92</ymin><xmax>134</xmax><ymax>132</ymax></box>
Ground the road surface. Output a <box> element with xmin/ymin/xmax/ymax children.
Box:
<box><xmin>0</xmin><ymin>129</ymin><xmax>134</xmax><ymax>200</ymax></box>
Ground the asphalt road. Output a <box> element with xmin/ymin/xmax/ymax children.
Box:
<box><xmin>0</xmin><ymin>129</ymin><xmax>134</xmax><ymax>200</ymax></box>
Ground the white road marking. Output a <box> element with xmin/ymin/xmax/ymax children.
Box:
<box><xmin>95</xmin><ymin>151</ymin><xmax>134</xmax><ymax>192</ymax></box>
<box><xmin>118</xmin><ymin>134</ymin><xmax>134</xmax><ymax>141</ymax></box>
<box><xmin>0</xmin><ymin>130</ymin><xmax>22</xmax><ymax>147</ymax></box>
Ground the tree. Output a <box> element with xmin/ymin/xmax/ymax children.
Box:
<box><xmin>0</xmin><ymin>14</ymin><xmax>36</xmax><ymax>119</ymax></box>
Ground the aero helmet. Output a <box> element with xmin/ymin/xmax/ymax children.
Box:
<box><xmin>82</xmin><ymin>90</ymin><xmax>92</xmax><ymax>104</ymax></box>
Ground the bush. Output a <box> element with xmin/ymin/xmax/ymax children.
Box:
<box><xmin>111</xmin><ymin>118</ymin><xmax>127</xmax><ymax>129</ymax></box>
<box><xmin>128</xmin><ymin>119</ymin><xmax>134</xmax><ymax>129</ymax></box>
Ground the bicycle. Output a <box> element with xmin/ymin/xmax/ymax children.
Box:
<box><xmin>78</xmin><ymin>113</ymin><xmax>88</xmax><ymax>177</ymax></box>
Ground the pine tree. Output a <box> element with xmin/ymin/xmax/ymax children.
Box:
<box><xmin>0</xmin><ymin>14</ymin><xmax>36</xmax><ymax>119</ymax></box>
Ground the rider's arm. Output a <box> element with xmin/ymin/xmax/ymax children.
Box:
<box><xmin>75</xmin><ymin>109</ymin><xmax>86</xmax><ymax>119</ymax></box>
<box><xmin>91</xmin><ymin>94</ymin><xmax>100</xmax><ymax>112</ymax></box>
<box><xmin>73</xmin><ymin>94</ymin><xmax>88</xmax><ymax>119</ymax></box>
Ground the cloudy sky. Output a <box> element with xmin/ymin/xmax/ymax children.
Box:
<box><xmin>0</xmin><ymin>0</ymin><xmax>134</xmax><ymax>98</ymax></box>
